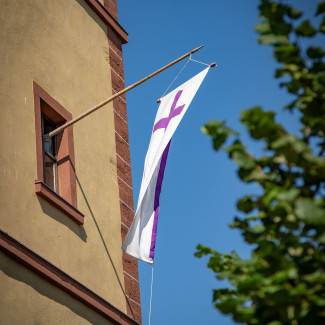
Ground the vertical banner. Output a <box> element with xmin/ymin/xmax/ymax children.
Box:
<box><xmin>122</xmin><ymin>67</ymin><xmax>209</xmax><ymax>264</ymax></box>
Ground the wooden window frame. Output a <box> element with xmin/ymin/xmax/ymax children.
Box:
<box><xmin>33</xmin><ymin>81</ymin><xmax>84</xmax><ymax>225</ymax></box>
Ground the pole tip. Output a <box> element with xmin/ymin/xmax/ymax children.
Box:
<box><xmin>210</xmin><ymin>62</ymin><xmax>217</xmax><ymax>68</ymax></box>
<box><xmin>157</xmin><ymin>99</ymin><xmax>161</xmax><ymax>103</ymax></box>
<box><xmin>191</xmin><ymin>45</ymin><xmax>204</xmax><ymax>54</ymax></box>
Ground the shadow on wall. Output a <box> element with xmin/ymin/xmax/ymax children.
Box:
<box><xmin>75</xmin><ymin>174</ymin><xmax>136</xmax><ymax>319</ymax></box>
<box><xmin>76</xmin><ymin>0</ymin><xmax>107</xmax><ymax>34</ymax></box>
<box><xmin>37</xmin><ymin>197</ymin><xmax>88</xmax><ymax>242</ymax></box>
<box><xmin>0</xmin><ymin>252</ymin><xmax>111</xmax><ymax>325</ymax></box>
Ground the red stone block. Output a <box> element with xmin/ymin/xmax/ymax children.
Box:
<box><xmin>104</xmin><ymin>0</ymin><xmax>118</xmax><ymax>21</ymax></box>
<box><xmin>120</xmin><ymin>201</ymin><xmax>134</xmax><ymax>228</ymax></box>
<box><xmin>113</xmin><ymin>97</ymin><xmax>128</xmax><ymax>121</ymax></box>
<box><xmin>115</xmin><ymin>134</ymin><xmax>130</xmax><ymax>163</ymax></box>
<box><xmin>124</xmin><ymin>275</ymin><xmax>141</xmax><ymax>303</ymax></box>
<box><xmin>114</xmin><ymin>111</ymin><xmax>129</xmax><ymax>143</ymax></box>
<box><xmin>122</xmin><ymin>252</ymin><xmax>139</xmax><ymax>280</ymax></box>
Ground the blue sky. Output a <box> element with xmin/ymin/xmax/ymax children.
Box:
<box><xmin>117</xmin><ymin>1</ymin><xmax>320</xmax><ymax>324</ymax></box>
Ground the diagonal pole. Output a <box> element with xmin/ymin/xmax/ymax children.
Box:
<box><xmin>44</xmin><ymin>45</ymin><xmax>204</xmax><ymax>139</ymax></box>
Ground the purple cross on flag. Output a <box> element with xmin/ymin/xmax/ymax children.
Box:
<box><xmin>122</xmin><ymin>67</ymin><xmax>210</xmax><ymax>264</ymax></box>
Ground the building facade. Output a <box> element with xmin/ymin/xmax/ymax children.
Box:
<box><xmin>0</xmin><ymin>0</ymin><xmax>141</xmax><ymax>323</ymax></box>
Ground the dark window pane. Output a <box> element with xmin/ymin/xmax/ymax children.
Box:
<box><xmin>42</xmin><ymin>116</ymin><xmax>56</xmax><ymax>156</ymax></box>
<box><xmin>42</xmin><ymin>114</ymin><xmax>58</xmax><ymax>193</ymax></box>
<box><xmin>44</xmin><ymin>154</ymin><xmax>56</xmax><ymax>191</ymax></box>
<box><xmin>43</xmin><ymin>137</ymin><xmax>55</xmax><ymax>155</ymax></box>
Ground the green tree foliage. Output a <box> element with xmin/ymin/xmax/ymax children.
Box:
<box><xmin>195</xmin><ymin>1</ymin><xmax>325</xmax><ymax>324</ymax></box>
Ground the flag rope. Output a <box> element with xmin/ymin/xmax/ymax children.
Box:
<box><xmin>149</xmin><ymin>265</ymin><xmax>154</xmax><ymax>325</ymax></box>
<box><xmin>189</xmin><ymin>57</ymin><xmax>211</xmax><ymax>67</ymax></box>
<box><xmin>158</xmin><ymin>55</ymin><xmax>192</xmax><ymax>101</ymax></box>
<box><xmin>157</xmin><ymin>56</ymin><xmax>215</xmax><ymax>103</ymax></box>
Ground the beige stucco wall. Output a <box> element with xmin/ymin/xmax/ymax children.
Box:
<box><xmin>0</xmin><ymin>0</ymin><xmax>126</xmax><ymax>319</ymax></box>
<box><xmin>0</xmin><ymin>252</ymin><xmax>113</xmax><ymax>325</ymax></box>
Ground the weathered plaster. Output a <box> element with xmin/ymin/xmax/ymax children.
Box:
<box><xmin>0</xmin><ymin>0</ymin><xmax>126</xmax><ymax>317</ymax></box>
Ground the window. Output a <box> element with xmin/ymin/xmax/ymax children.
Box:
<box><xmin>42</xmin><ymin>114</ymin><xmax>59</xmax><ymax>193</ymax></box>
<box><xmin>33</xmin><ymin>82</ymin><xmax>84</xmax><ymax>225</ymax></box>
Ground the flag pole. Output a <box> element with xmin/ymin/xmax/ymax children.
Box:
<box><xmin>44</xmin><ymin>45</ymin><xmax>204</xmax><ymax>139</ymax></box>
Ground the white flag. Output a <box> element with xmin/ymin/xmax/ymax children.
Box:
<box><xmin>122</xmin><ymin>67</ymin><xmax>209</xmax><ymax>263</ymax></box>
